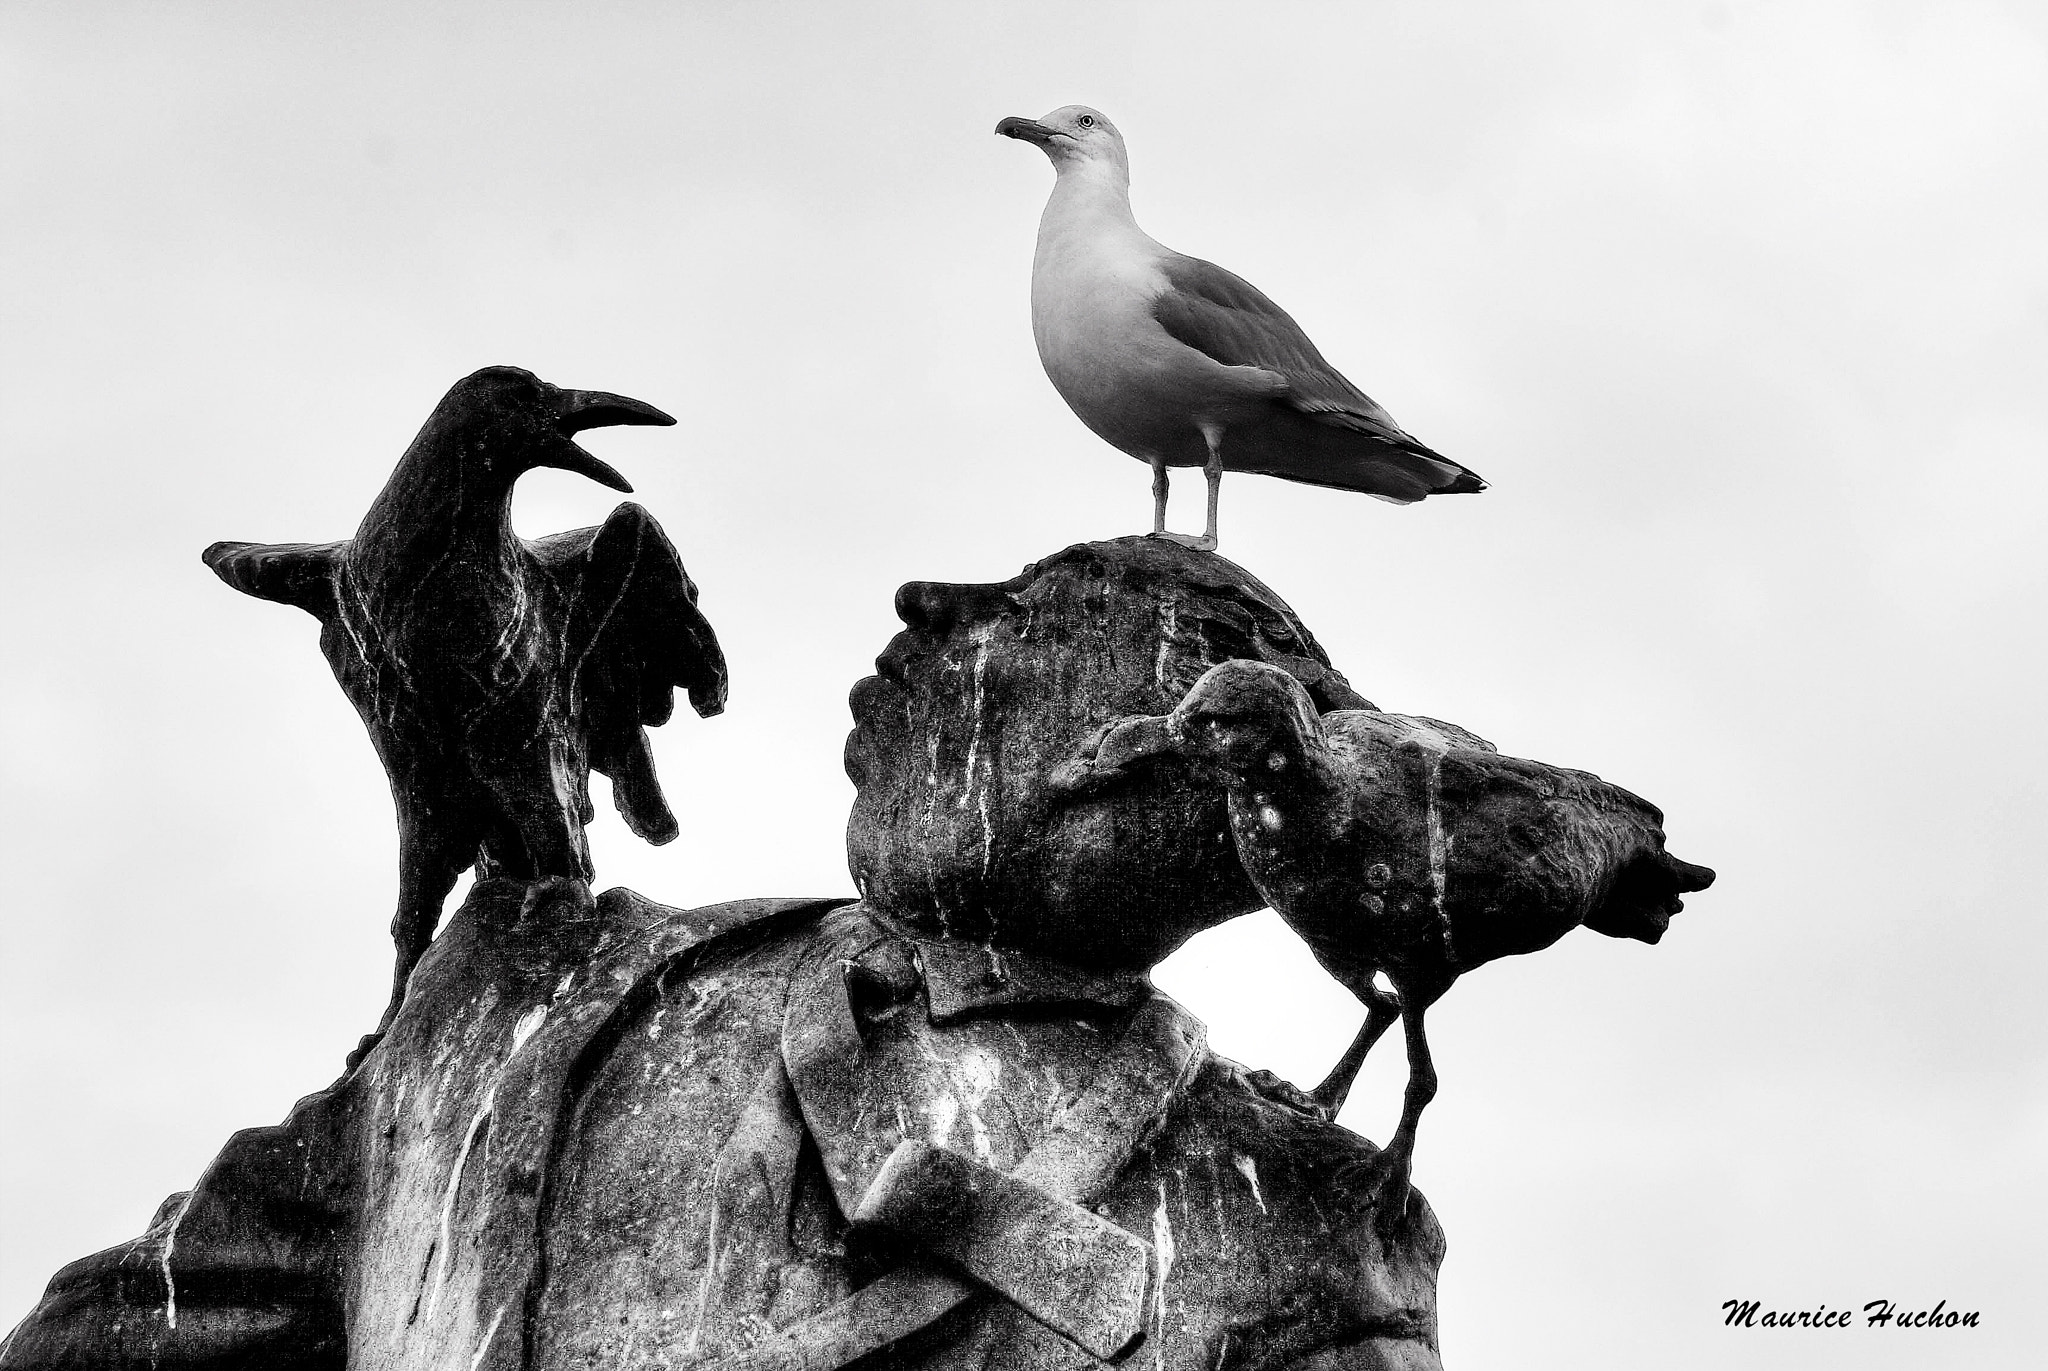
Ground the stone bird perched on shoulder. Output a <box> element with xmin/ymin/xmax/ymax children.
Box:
<box><xmin>997</xmin><ymin>105</ymin><xmax>1484</xmax><ymax>551</ymax></box>
<box><xmin>1074</xmin><ymin>660</ymin><xmax>1712</xmax><ymax>1215</ymax></box>
<box><xmin>204</xmin><ymin>366</ymin><xmax>726</xmax><ymax>1053</ymax></box>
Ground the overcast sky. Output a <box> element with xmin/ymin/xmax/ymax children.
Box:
<box><xmin>2</xmin><ymin>3</ymin><xmax>2043</xmax><ymax>1366</ymax></box>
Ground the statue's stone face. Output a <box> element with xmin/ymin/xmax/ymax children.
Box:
<box><xmin>844</xmin><ymin>538</ymin><xmax>1365</xmax><ymax>968</ymax></box>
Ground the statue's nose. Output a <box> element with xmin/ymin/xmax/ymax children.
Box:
<box><xmin>893</xmin><ymin>580</ymin><xmax>1014</xmax><ymax>635</ymax></box>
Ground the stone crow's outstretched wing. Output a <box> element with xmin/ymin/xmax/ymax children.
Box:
<box><xmin>534</xmin><ymin>503</ymin><xmax>726</xmax><ymax>844</ymax></box>
<box><xmin>200</xmin><ymin>540</ymin><xmax>346</xmax><ymax>619</ymax></box>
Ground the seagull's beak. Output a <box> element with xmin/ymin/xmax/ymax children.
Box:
<box><xmin>995</xmin><ymin>116</ymin><xmax>1058</xmax><ymax>146</ymax></box>
<box><xmin>543</xmin><ymin>388</ymin><xmax>676</xmax><ymax>493</ymax></box>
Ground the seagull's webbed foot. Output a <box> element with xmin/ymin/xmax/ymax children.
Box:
<box><xmin>1150</xmin><ymin>530</ymin><xmax>1218</xmax><ymax>552</ymax></box>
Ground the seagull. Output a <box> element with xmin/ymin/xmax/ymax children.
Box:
<box><xmin>997</xmin><ymin>105</ymin><xmax>1484</xmax><ymax>551</ymax></box>
<box><xmin>1074</xmin><ymin>660</ymin><xmax>1712</xmax><ymax>1215</ymax></box>
<box><xmin>204</xmin><ymin>366</ymin><xmax>726</xmax><ymax>1050</ymax></box>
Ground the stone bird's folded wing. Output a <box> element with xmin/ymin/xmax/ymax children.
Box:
<box><xmin>531</xmin><ymin>503</ymin><xmax>726</xmax><ymax>844</ymax></box>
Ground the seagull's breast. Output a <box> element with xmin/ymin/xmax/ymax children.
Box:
<box><xmin>1028</xmin><ymin>207</ymin><xmax>1254</xmax><ymax>464</ymax></box>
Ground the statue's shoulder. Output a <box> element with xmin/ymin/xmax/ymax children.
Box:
<box><xmin>594</xmin><ymin>888</ymin><xmax>856</xmax><ymax>948</ymax></box>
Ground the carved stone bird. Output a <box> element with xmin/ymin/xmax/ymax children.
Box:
<box><xmin>204</xmin><ymin>366</ymin><xmax>726</xmax><ymax>1047</ymax></box>
<box><xmin>996</xmin><ymin>105</ymin><xmax>1484</xmax><ymax>551</ymax></box>
<box><xmin>1079</xmin><ymin>660</ymin><xmax>1712</xmax><ymax>1213</ymax></box>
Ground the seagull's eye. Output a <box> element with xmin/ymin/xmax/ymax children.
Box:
<box><xmin>1077</xmin><ymin>114</ymin><xmax>1095</xmax><ymax>129</ymax></box>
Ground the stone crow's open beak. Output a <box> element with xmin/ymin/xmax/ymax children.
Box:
<box><xmin>995</xmin><ymin>116</ymin><xmax>1058</xmax><ymax>146</ymax></box>
<box><xmin>544</xmin><ymin>389</ymin><xmax>675</xmax><ymax>492</ymax></box>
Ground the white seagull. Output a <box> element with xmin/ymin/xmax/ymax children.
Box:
<box><xmin>997</xmin><ymin>105</ymin><xmax>1484</xmax><ymax>550</ymax></box>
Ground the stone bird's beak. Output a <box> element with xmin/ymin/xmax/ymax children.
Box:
<box><xmin>542</xmin><ymin>388</ymin><xmax>675</xmax><ymax>492</ymax></box>
<box><xmin>1047</xmin><ymin>714</ymin><xmax>1178</xmax><ymax>795</ymax></box>
<box><xmin>1092</xmin><ymin>714</ymin><xmax>1176</xmax><ymax>775</ymax></box>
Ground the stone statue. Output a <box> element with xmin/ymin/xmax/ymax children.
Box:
<box><xmin>201</xmin><ymin>366</ymin><xmax>727</xmax><ymax>1049</ymax></box>
<box><xmin>1072</xmin><ymin>659</ymin><xmax>1715</xmax><ymax>1209</ymax></box>
<box><xmin>2</xmin><ymin>536</ymin><xmax>1709</xmax><ymax>1371</ymax></box>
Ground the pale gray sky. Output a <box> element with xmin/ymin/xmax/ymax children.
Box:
<box><xmin>2</xmin><ymin>3</ymin><xmax>2043</xmax><ymax>1366</ymax></box>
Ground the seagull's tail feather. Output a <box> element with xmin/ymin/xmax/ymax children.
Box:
<box><xmin>1229</xmin><ymin>407</ymin><xmax>1487</xmax><ymax>502</ymax></box>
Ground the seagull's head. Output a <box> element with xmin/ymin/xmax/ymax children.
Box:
<box><xmin>995</xmin><ymin>105</ymin><xmax>1129</xmax><ymax>181</ymax></box>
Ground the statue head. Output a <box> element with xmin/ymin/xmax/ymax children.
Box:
<box><xmin>844</xmin><ymin>536</ymin><xmax>1368</xmax><ymax>969</ymax></box>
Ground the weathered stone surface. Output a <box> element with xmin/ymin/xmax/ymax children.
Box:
<box><xmin>0</xmin><ymin>535</ymin><xmax>1715</xmax><ymax>1370</ymax></box>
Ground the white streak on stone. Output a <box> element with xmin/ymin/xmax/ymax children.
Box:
<box><xmin>685</xmin><ymin>1187</ymin><xmax>721</xmax><ymax>1354</ymax></box>
<box><xmin>425</xmin><ymin>1099</ymin><xmax>492</xmax><ymax>1322</ymax></box>
<box><xmin>959</xmin><ymin>626</ymin><xmax>994</xmax><ymax>799</ymax></box>
<box><xmin>1423</xmin><ymin>752</ymin><xmax>1450</xmax><ymax>957</ymax></box>
<box><xmin>959</xmin><ymin>626</ymin><xmax>997</xmax><ymax>876</ymax></box>
<box><xmin>959</xmin><ymin>1048</ymin><xmax>1000</xmax><ymax>1162</ymax></box>
<box><xmin>929</xmin><ymin>1094</ymin><xmax>960</xmax><ymax>1149</ymax></box>
<box><xmin>1154</xmin><ymin>601</ymin><xmax>1177</xmax><ymax>688</ymax></box>
<box><xmin>510</xmin><ymin>1004</ymin><xmax>548</xmax><ymax>1053</ymax></box>
<box><xmin>158</xmin><ymin>1193</ymin><xmax>190</xmax><ymax>1329</ymax></box>
<box><xmin>1150</xmin><ymin>1181</ymin><xmax>1176</xmax><ymax>1371</ymax></box>
<box><xmin>977</xmin><ymin>787</ymin><xmax>994</xmax><ymax>879</ymax></box>
<box><xmin>1232</xmin><ymin>1154</ymin><xmax>1267</xmax><ymax>1214</ymax></box>
<box><xmin>469</xmin><ymin>1306</ymin><xmax>505</xmax><ymax>1370</ymax></box>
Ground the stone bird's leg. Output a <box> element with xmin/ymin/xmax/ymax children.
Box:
<box><xmin>1151</xmin><ymin>458</ymin><xmax>1170</xmax><ymax>535</ymax></box>
<box><xmin>354</xmin><ymin>816</ymin><xmax>469</xmax><ymax>1071</ymax></box>
<box><xmin>1312</xmin><ymin>980</ymin><xmax>1403</xmax><ymax>1116</ymax></box>
<box><xmin>1372</xmin><ymin>983</ymin><xmax>1442</xmax><ymax>1222</ymax></box>
<box><xmin>475</xmin><ymin>735</ymin><xmax>595</xmax><ymax>889</ymax></box>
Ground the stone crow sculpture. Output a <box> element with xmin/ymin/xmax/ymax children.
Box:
<box><xmin>1076</xmin><ymin>659</ymin><xmax>1712</xmax><ymax>1213</ymax></box>
<box><xmin>997</xmin><ymin>105</ymin><xmax>1484</xmax><ymax>550</ymax></box>
<box><xmin>203</xmin><ymin>366</ymin><xmax>726</xmax><ymax>1048</ymax></box>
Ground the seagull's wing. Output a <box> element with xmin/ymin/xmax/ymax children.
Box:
<box><xmin>1154</xmin><ymin>255</ymin><xmax>1408</xmax><ymax>430</ymax></box>
<box><xmin>538</xmin><ymin>504</ymin><xmax>727</xmax><ymax>844</ymax></box>
<box><xmin>201</xmin><ymin>540</ymin><xmax>346</xmax><ymax>618</ymax></box>
<box><xmin>1154</xmin><ymin>255</ymin><xmax>1485</xmax><ymax>495</ymax></box>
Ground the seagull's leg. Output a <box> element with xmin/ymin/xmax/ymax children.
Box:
<box><xmin>1154</xmin><ymin>430</ymin><xmax>1223</xmax><ymax>551</ymax></box>
<box><xmin>1200</xmin><ymin>428</ymin><xmax>1223</xmax><ymax>551</ymax></box>
<box><xmin>1151</xmin><ymin>458</ymin><xmax>1170</xmax><ymax>535</ymax></box>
